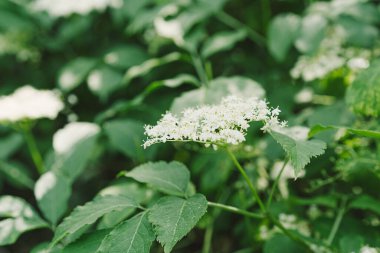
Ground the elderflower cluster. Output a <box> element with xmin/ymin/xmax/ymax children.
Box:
<box><xmin>359</xmin><ymin>246</ymin><xmax>379</xmax><ymax>253</ymax></box>
<box><xmin>32</xmin><ymin>0</ymin><xmax>123</xmax><ymax>17</ymax></box>
<box><xmin>0</xmin><ymin>85</ymin><xmax>64</xmax><ymax>123</ymax></box>
<box><xmin>143</xmin><ymin>96</ymin><xmax>286</xmax><ymax>148</ymax></box>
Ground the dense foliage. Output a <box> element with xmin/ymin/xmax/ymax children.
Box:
<box><xmin>0</xmin><ymin>0</ymin><xmax>380</xmax><ymax>252</ymax></box>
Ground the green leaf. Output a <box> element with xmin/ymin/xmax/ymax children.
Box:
<box><xmin>271</xmin><ymin>131</ymin><xmax>327</xmax><ymax>176</ymax></box>
<box><xmin>97</xmin><ymin>212</ymin><xmax>155</xmax><ymax>253</ymax></box>
<box><xmin>104</xmin><ymin>119</ymin><xmax>156</xmax><ymax>162</ymax></box>
<box><xmin>264</xmin><ymin>233</ymin><xmax>306</xmax><ymax>253</ymax></box>
<box><xmin>58</xmin><ymin>57</ymin><xmax>97</xmax><ymax>92</ymax></box>
<box><xmin>170</xmin><ymin>76</ymin><xmax>265</xmax><ymax>114</ymax></box>
<box><xmin>349</xmin><ymin>195</ymin><xmax>380</xmax><ymax>215</ymax></box>
<box><xmin>103</xmin><ymin>45</ymin><xmax>148</xmax><ymax>69</ymax></box>
<box><xmin>124</xmin><ymin>161</ymin><xmax>190</xmax><ymax>196</ymax></box>
<box><xmin>148</xmin><ymin>194</ymin><xmax>208</xmax><ymax>253</ymax></box>
<box><xmin>61</xmin><ymin>229</ymin><xmax>110</xmax><ymax>253</ymax></box>
<box><xmin>52</xmin><ymin>123</ymin><xmax>100</xmax><ymax>182</ymax></box>
<box><xmin>346</xmin><ymin>60</ymin><xmax>380</xmax><ymax>117</ymax></box>
<box><xmin>52</xmin><ymin>195</ymin><xmax>138</xmax><ymax>246</ymax></box>
<box><xmin>268</xmin><ymin>14</ymin><xmax>301</xmax><ymax>62</ymax></box>
<box><xmin>295</xmin><ymin>14</ymin><xmax>327</xmax><ymax>54</ymax></box>
<box><xmin>0</xmin><ymin>196</ymin><xmax>48</xmax><ymax>246</ymax></box>
<box><xmin>0</xmin><ymin>161</ymin><xmax>34</xmax><ymax>189</ymax></box>
<box><xmin>87</xmin><ymin>66</ymin><xmax>123</xmax><ymax>101</ymax></box>
<box><xmin>339</xmin><ymin>234</ymin><xmax>364</xmax><ymax>253</ymax></box>
<box><xmin>146</xmin><ymin>74</ymin><xmax>199</xmax><ymax>93</ymax></box>
<box><xmin>34</xmin><ymin>171</ymin><xmax>71</xmax><ymax>226</ymax></box>
<box><xmin>0</xmin><ymin>133</ymin><xmax>23</xmax><ymax>159</ymax></box>
<box><xmin>309</xmin><ymin>124</ymin><xmax>380</xmax><ymax>139</ymax></box>
<box><xmin>201</xmin><ymin>29</ymin><xmax>247</xmax><ymax>58</ymax></box>
<box><xmin>123</xmin><ymin>52</ymin><xmax>182</xmax><ymax>85</ymax></box>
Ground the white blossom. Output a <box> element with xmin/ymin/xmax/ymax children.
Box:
<box><xmin>32</xmin><ymin>0</ymin><xmax>123</xmax><ymax>17</ymax></box>
<box><xmin>144</xmin><ymin>96</ymin><xmax>286</xmax><ymax>148</ymax></box>
<box><xmin>53</xmin><ymin>122</ymin><xmax>100</xmax><ymax>155</ymax></box>
<box><xmin>359</xmin><ymin>246</ymin><xmax>379</xmax><ymax>253</ymax></box>
<box><xmin>0</xmin><ymin>85</ymin><xmax>64</xmax><ymax>123</ymax></box>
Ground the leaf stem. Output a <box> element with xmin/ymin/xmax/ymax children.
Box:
<box><xmin>327</xmin><ymin>197</ymin><xmax>347</xmax><ymax>245</ymax></box>
<box><xmin>189</xmin><ymin>48</ymin><xmax>209</xmax><ymax>87</ymax></box>
<box><xmin>207</xmin><ymin>201</ymin><xmax>264</xmax><ymax>219</ymax></box>
<box><xmin>20</xmin><ymin>124</ymin><xmax>45</xmax><ymax>174</ymax></box>
<box><xmin>226</xmin><ymin>148</ymin><xmax>267</xmax><ymax>213</ymax></box>
<box><xmin>215</xmin><ymin>11</ymin><xmax>266</xmax><ymax>46</ymax></box>
<box><xmin>267</xmin><ymin>158</ymin><xmax>289</xmax><ymax>208</ymax></box>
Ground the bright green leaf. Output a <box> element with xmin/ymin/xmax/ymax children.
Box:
<box><xmin>271</xmin><ymin>131</ymin><xmax>327</xmax><ymax>176</ymax></box>
<box><xmin>52</xmin><ymin>195</ymin><xmax>138</xmax><ymax>246</ymax></box>
<box><xmin>309</xmin><ymin>124</ymin><xmax>380</xmax><ymax>139</ymax></box>
<box><xmin>124</xmin><ymin>161</ymin><xmax>190</xmax><ymax>196</ymax></box>
<box><xmin>34</xmin><ymin>171</ymin><xmax>71</xmax><ymax>226</ymax></box>
<box><xmin>202</xmin><ymin>29</ymin><xmax>247</xmax><ymax>58</ymax></box>
<box><xmin>148</xmin><ymin>194</ymin><xmax>208</xmax><ymax>253</ymax></box>
<box><xmin>350</xmin><ymin>195</ymin><xmax>380</xmax><ymax>215</ymax></box>
<box><xmin>268</xmin><ymin>14</ymin><xmax>301</xmax><ymax>62</ymax></box>
<box><xmin>97</xmin><ymin>212</ymin><xmax>155</xmax><ymax>253</ymax></box>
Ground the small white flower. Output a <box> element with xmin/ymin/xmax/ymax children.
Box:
<box><xmin>144</xmin><ymin>96</ymin><xmax>286</xmax><ymax>148</ymax></box>
<box><xmin>53</xmin><ymin>122</ymin><xmax>100</xmax><ymax>155</ymax></box>
<box><xmin>0</xmin><ymin>85</ymin><xmax>64</xmax><ymax>123</ymax></box>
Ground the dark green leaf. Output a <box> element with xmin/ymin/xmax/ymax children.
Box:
<box><xmin>148</xmin><ymin>194</ymin><xmax>208</xmax><ymax>253</ymax></box>
<box><xmin>97</xmin><ymin>212</ymin><xmax>155</xmax><ymax>253</ymax></box>
<box><xmin>124</xmin><ymin>161</ymin><xmax>190</xmax><ymax>196</ymax></box>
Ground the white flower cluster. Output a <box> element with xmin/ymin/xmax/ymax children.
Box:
<box><xmin>32</xmin><ymin>0</ymin><xmax>123</xmax><ymax>17</ymax></box>
<box><xmin>291</xmin><ymin>26</ymin><xmax>373</xmax><ymax>82</ymax></box>
<box><xmin>0</xmin><ymin>85</ymin><xmax>64</xmax><ymax>123</ymax></box>
<box><xmin>143</xmin><ymin>96</ymin><xmax>286</xmax><ymax>148</ymax></box>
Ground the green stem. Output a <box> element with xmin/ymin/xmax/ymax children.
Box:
<box><xmin>202</xmin><ymin>223</ymin><xmax>213</xmax><ymax>253</ymax></box>
<box><xmin>267</xmin><ymin>158</ymin><xmax>289</xmax><ymax>208</ymax></box>
<box><xmin>21</xmin><ymin>125</ymin><xmax>45</xmax><ymax>174</ymax></box>
<box><xmin>207</xmin><ymin>201</ymin><xmax>264</xmax><ymax>219</ymax></box>
<box><xmin>261</xmin><ymin>0</ymin><xmax>271</xmax><ymax>30</ymax></box>
<box><xmin>226</xmin><ymin>148</ymin><xmax>267</xmax><ymax>213</ymax></box>
<box><xmin>215</xmin><ymin>11</ymin><xmax>266</xmax><ymax>46</ymax></box>
<box><xmin>327</xmin><ymin>198</ymin><xmax>347</xmax><ymax>245</ymax></box>
<box><xmin>189</xmin><ymin>49</ymin><xmax>209</xmax><ymax>87</ymax></box>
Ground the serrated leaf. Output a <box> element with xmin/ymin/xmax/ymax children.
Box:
<box><xmin>271</xmin><ymin>131</ymin><xmax>326</xmax><ymax>176</ymax></box>
<box><xmin>58</xmin><ymin>57</ymin><xmax>97</xmax><ymax>92</ymax></box>
<box><xmin>148</xmin><ymin>194</ymin><xmax>207</xmax><ymax>253</ymax></box>
<box><xmin>268</xmin><ymin>14</ymin><xmax>301</xmax><ymax>62</ymax></box>
<box><xmin>52</xmin><ymin>195</ymin><xmax>138</xmax><ymax>246</ymax></box>
<box><xmin>346</xmin><ymin>60</ymin><xmax>380</xmax><ymax>117</ymax></box>
<box><xmin>309</xmin><ymin>124</ymin><xmax>380</xmax><ymax>139</ymax></box>
<box><xmin>97</xmin><ymin>212</ymin><xmax>155</xmax><ymax>253</ymax></box>
<box><xmin>124</xmin><ymin>161</ymin><xmax>190</xmax><ymax>196</ymax></box>
<box><xmin>349</xmin><ymin>195</ymin><xmax>380</xmax><ymax>215</ymax></box>
<box><xmin>0</xmin><ymin>196</ymin><xmax>48</xmax><ymax>246</ymax></box>
<box><xmin>201</xmin><ymin>29</ymin><xmax>247</xmax><ymax>58</ymax></box>
<box><xmin>34</xmin><ymin>171</ymin><xmax>71</xmax><ymax>226</ymax></box>
<box><xmin>61</xmin><ymin>229</ymin><xmax>110</xmax><ymax>253</ymax></box>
